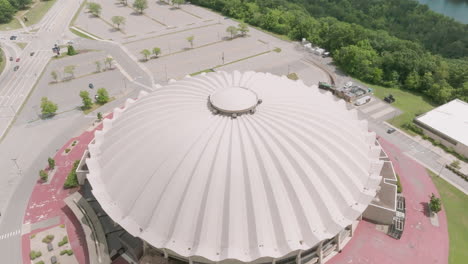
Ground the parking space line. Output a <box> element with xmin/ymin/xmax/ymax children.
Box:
<box><xmin>371</xmin><ymin>107</ymin><xmax>395</xmax><ymax>119</ymax></box>
<box><xmin>360</xmin><ymin>101</ymin><xmax>386</xmax><ymax>113</ymax></box>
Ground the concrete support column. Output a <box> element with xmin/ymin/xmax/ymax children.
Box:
<box><xmin>189</xmin><ymin>257</ymin><xmax>193</xmax><ymax>264</ymax></box>
<box><xmin>296</xmin><ymin>250</ymin><xmax>302</xmax><ymax>264</ymax></box>
<box><xmin>272</xmin><ymin>258</ymin><xmax>276</xmax><ymax>264</ymax></box>
<box><xmin>162</xmin><ymin>249</ymin><xmax>168</xmax><ymax>258</ymax></box>
<box><xmin>316</xmin><ymin>241</ymin><xmax>324</xmax><ymax>264</ymax></box>
<box><xmin>335</xmin><ymin>232</ymin><xmax>342</xmax><ymax>252</ymax></box>
<box><xmin>349</xmin><ymin>224</ymin><xmax>354</xmax><ymax>237</ymax></box>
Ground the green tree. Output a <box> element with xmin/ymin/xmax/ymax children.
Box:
<box><xmin>64</xmin><ymin>65</ymin><xmax>76</xmax><ymax>79</ymax></box>
<box><xmin>96</xmin><ymin>88</ymin><xmax>109</xmax><ymax>104</ymax></box>
<box><xmin>133</xmin><ymin>0</ymin><xmax>147</xmax><ymax>14</ymax></box>
<box><xmin>48</xmin><ymin>157</ymin><xmax>55</xmax><ymax>170</ymax></box>
<box><xmin>79</xmin><ymin>90</ymin><xmax>93</xmax><ymax>110</ymax></box>
<box><xmin>111</xmin><ymin>16</ymin><xmax>126</xmax><ymax>29</ymax></box>
<box><xmin>152</xmin><ymin>47</ymin><xmax>161</xmax><ymax>58</ymax></box>
<box><xmin>97</xmin><ymin>112</ymin><xmax>103</xmax><ymax>121</ymax></box>
<box><xmin>50</xmin><ymin>71</ymin><xmax>58</xmax><ymax>82</ymax></box>
<box><xmin>186</xmin><ymin>35</ymin><xmax>194</xmax><ymax>48</ymax></box>
<box><xmin>40</xmin><ymin>97</ymin><xmax>58</xmax><ymax>117</ymax></box>
<box><xmin>0</xmin><ymin>0</ymin><xmax>16</xmax><ymax>24</ymax></box>
<box><xmin>404</xmin><ymin>71</ymin><xmax>421</xmax><ymax>90</ymax></box>
<box><xmin>140</xmin><ymin>49</ymin><xmax>150</xmax><ymax>61</ymax></box>
<box><xmin>39</xmin><ymin>170</ymin><xmax>48</xmax><ymax>182</ymax></box>
<box><xmin>67</xmin><ymin>45</ymin><xmax>77</xmax><ymax>56</ymax></box>
<box><xmin>334</xmin><ymin>40</ymin><xmax>380</xmax><ymax>82</ymax></box>
<box><xmin>104</xmin><ymin>57</ymin><xmax>113</xmax><ymax>69</ymax></box>
<box><xmin>95</xmin><ymin>60</ymin><xmax>102</xmax><ymax>72</ymax></box>
<box><xmin>172</xmin><ymin>0</ymin><xmax>184</xmax><ymax>8</ymax></box>
<box><xmin>238</xmin><ymin>22</ymin><xmax>249</xmax><ymax>36</ymax></box>
<box><xmin>87</xmin><ymin>2</ymin><xmax>102</xmax><ymax>17</ymax></box>
<box><xmin>429</xmin><ymin>193</ymin><xmax>442</xmax><ymax>214</ymax></box>
<box><xmin>226</xmin><ymin>26</ymin><xmax>238</xmax><ymax>39</ymax></box>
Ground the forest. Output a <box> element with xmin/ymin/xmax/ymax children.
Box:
<box><xmin>191</xmin><ymin>0</ymin><xmax>468</xmax><ymax>104</ymax></box>
<box><xmin>0</xmin><ymin>0</ymin><xmax>32</xmax><ymax>23</ymax></box>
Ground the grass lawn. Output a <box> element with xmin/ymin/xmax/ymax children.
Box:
<box><xmin>15</xmin><ymin>42</ymin><xmax>28</xmax><ymax>49</ymax></box>
<box><xmin>0</xmin><ymin>48</ymin><xmax>6</xmax><ymax>75</ymax></box>
<box><xmin>428</xmin><ymin>170</ymin><xmax>468</xmax><ymax>264</ymax></box>
<box><xmin>362</xmin><ymin>81</ymin><xmax>436</xmax><ymax>133</ymax></box>
<box><xmin>0</xmin><ymin>17</ymin><xmax>21</xmax><ymax>31</ymax></box>
<box><xmin>23</xmin><ymin>0</ymin><xmax>58</xmax><ymax>27</ymax></box>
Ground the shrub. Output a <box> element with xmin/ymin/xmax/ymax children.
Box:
<box><xmin>72</xmin><ymin>140</ymin><xmax>77</xmax><ymax>147</ymax></box>
<box><xmin>67</xmin><ymin>45</ymin><xmax>77</xmax><ymax>56</ymax></box>
<box><xmin>48</xmin><ymin>157</ymin><xmax>55</xmax><ymax>169</ymax></box>
<box><xmin>30</xmin><ymin>234</ymin><xmax>36</xmax><ymax>239</ymax></box>
<box><xmin>65</xmin><ymin>148</ymin><xmax>71</xmax><ymax>153</ymax></box>
<box><xmin>97</xmin><ymin>112</ymin><xmax>103</xmax><ymax>121</ymax></box>
<box><xmin>58</xmin><ymin>236</ymin><xmax>68</xmax><ymax>247</ymax></box>
<box><xmin>64</xmin><ymin>160</ymin><xmax>80</xmax><ymax>188</ymax></box>
<box><xmin>39</xmin><ymin>170</ymin><xmax>48</xmax><ymax>182</ymax></box>
<box><xmin>402</xmin><ymin>122</ymin><xmax>423</xmax><ymax>135</ymax></box>
<box><xmin>60</xmin><ymin>249</ymin><xmax>73</xmax><ymax>256</ymax></box>
<box><xmin>60</xmin><ymin>224</ymin><xmax>65</xmax><ymax>228</ymax></box>
<box><xmin>42</xmin><ymin>234</ymin><xmax>54</xmax><ymax>243</ymax></box>
<box><xmin>450</xmin><ymin>160</ymin><xmax>461</xmax><ymax>169</ymax></box>
<box><xmin>96</xmin><ymin>88</ymin><xmax>110</xmax><ymax>105</ymax></box>
<box><xmin>273</xmin><ymin>47</ymin><xmax>282</xmax><ymax>53</ymax></box>
<box><xmin>396</xmin><ymin>173</ymin><xmax>403</xmax><ymax>193</ymax></box>
<box><xmin>429</xmin><ymin>193</ymin><xmax>442</xmax><ymax>214</ymax></box>
<box><xmin>30</xmin><ymin>250</ymin><xmax>42</xmax><ymax>260</ymax></box>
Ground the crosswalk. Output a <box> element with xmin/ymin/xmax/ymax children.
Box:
<box><xmin>356</xmin><ymin>98</ymin><xmax>397</xmax><ymax>121</ymax></box>
<box><xmin>0</xmin><ymin>229</ymin><xmax>21</xmax><ymax>240</ymax></box>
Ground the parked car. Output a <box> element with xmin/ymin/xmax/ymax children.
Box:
<box><xmin>9</xmin><ymin>35</ymin><xmax>17</xmax><ymax>40</ymax></box>
<box><xmin>30</xmin><ymin>52</ymin><xmax>35</xmax><ymax>56</ymax></box>
<box><xmin>384</xmin><ymin>94</ymin><xmax>395</xmax><ymax>103</ymax></box>
<box><xmin>15</xmin><ymin>58</ymin><xmax>20</xmax><ymax>62</ymax></box>
<box><xmin>47</xmin><ymin>243</ymin><xmax>53</xmax><ymax>251</ymax></box>
<box><xmin>9</xmin><ymin>57</ymin><xmax>13</xmax><ymax>61</ymax></box>
<box><xmin>51</xmin><ymin>255</ymin><xmax>57</xmax><ymax>264</ymax></box>
<box><xmin>387</xmin><ymin>128</ymin><xmax>396</xmax><ymax>134</ymax></box>
<box><xmin>13</xmin><ymin>66</ymin><xmax>19</xmax><ymax>71</ymax></box>
<box><xmin>354</xmin><ymin>96</ymin><xmax>371</xmax><ymax>106</ymax></box>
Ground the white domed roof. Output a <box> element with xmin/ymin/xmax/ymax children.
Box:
<box><xmin>86</xmin><ymin>71</ymin><xmax>383</xmax><ymax>263</ymax></box>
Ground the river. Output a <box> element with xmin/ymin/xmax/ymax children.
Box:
<box><xmin>416</xmin><ymin>0</ymin><xmax>468</xmax><ymax>24</ymax></box>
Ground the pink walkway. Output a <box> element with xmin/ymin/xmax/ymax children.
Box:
<box><xmin>328</xmin><ymin>137</ymin><xmax>449</xmax><ymax>264</ymax></box>
<box><xmin>21</xmin><ymin>115</ymin><xmax>113</xmax><ymax>264</ymax></box>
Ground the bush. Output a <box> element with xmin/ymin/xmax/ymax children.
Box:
<box><xmin>429</xmin><ymin>193</ymin><xmax>442</xmax><ymax>214</ymax></box>
<box><xmin>30</xmin><ymin>234</ymin><xmax>36</xmax><ymax>239</ymax></box>
<box><xmin>42</xmin><ymin>234</ymin><xmax>54</xmax><ymax>243</ymax></box>
<box><xmin>30</xmin><ymin>250</ymin><xmax>42</xmax><ymax>260</ymax></box>
<box><xmin>67</xmin><ymin>45</ymin><xmax>77</xmax><ymax>56</ymax></box>
<box><xmin>450</xmin><ymin>160</ymin><xmax>461</xmax><ymax>169</ymax></box>
<box><xmin>60</xmin><ymin>224</ymin><xmax>65</xmax><ymax>228</ymax></box>
<box><xmin>72</xmin><ymin>140</ymin><xmax>77</xmax><ymax>147</ymax></box>
<box><xmin>58</xmin><ymin>236</ymin><xmax>68</xmax><ymax>247</ymax></box>
<box><xmin>65</xmin><ymin>148</ymin><xmax>71</xmax><ymax>153</ymax></box>
<box><xmin>48</xmin><ymin>157</ymin><xmax>55</xmax><ymax>170</ymax></box>
<box><xmin>273</xmin><ymin>47</ymin><xmax>281</xmax><ymax>53</ymax></box>
<box><xmin>60</xmin><ymin>249</ymin><xmax>73</xmax><ymax>256</ymax></box>
<box><xmin>402</xmin><ymin>122</ymin><xmax>423</xmax><ymax>135</ymax></box>
<box><xmin>39</xmin><ymin>170</ymin><xmax>48</xmax><ymax>182</ymax></box>
<box><xmin>96</xmin><ymin>88</ymin><xmax>110</xmax><ymax>105</ymax></box>
<box><xmin>64</xmin><ymin>160</ymin><xmax>80</xmax><ymax>188</ymax></box>
<box><xmin>396</xmin><ymin>173</ymin><xmax>403</xmax><ymax>193</ymax></box>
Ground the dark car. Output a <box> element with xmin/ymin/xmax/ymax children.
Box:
<box><xmin>30</xmin><ymin>52</ymin><xmax>35</xmax><ymax>56</ymax></box>
<box><xmin>9</xmin><ymin>57</ymin><xmax>13</xmax><ymax>61</ymax></box>
<box><xmin>15</xmin><ymin>58</ymin><xmax>20</xmax><ymax>62</ymax></box>
<box><xmin>9</xmin><ymin>35</ymin><xmax>17</xmax><ymax>40</ymax></box>
<box><xmin>13</xmin><ymin>65</ymin><xmax>19</xmax><ymax>71</ymax></box>
<box><xmin>387</xmin><ymin>128</ymin><xmax>396</xmax><ymax>134</ymax></box>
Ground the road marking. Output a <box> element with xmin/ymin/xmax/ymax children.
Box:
<box><xmin>0</xmin><ymin>229</ymin><xmax>21</xmax><ymax>240</ymax></box>
<box><xmin>360</xmin><ymin>101</ymin><xmax>386</xmax><ymax>113</ymax></box>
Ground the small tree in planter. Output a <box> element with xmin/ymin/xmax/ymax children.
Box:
<box><xmin>39</xmin><ymin>170</ymin><xmax>48</xmax><ymax>182</ymax></box>
<box><xmin>429</xmin><ymin>193</ymin><xmax>442</xmax><ymax>215</ymax></box>
<box><xmin>97</xmin><ymin>112</ymin><xmax>103</xmax><ymax>121</ymax></box>
<box><xmin>48</xmin><ymin>157</ymin><xmax>55</xmax><ymax>170</ymax></box>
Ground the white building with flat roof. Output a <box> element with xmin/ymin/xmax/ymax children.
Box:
<box><xmin>415</xmin><ymin>99</ymin><xmax>468</xmax><ymax>157</ymax></box>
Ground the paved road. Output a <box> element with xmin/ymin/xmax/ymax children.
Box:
<box><xmin>0</xmin><ymin>0</ymin><xmax>81</xmax><ymax>140</ymax></box>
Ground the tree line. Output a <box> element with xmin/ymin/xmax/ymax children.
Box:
<box><xmin>0</xmin><ymin>0</ymin><xmax>38</xmax><ymax>23</ymax></box>
<box><xmin>190</xmin><ymin>0</ymin><xmax>468</xmax><ymax>104</ymax></box>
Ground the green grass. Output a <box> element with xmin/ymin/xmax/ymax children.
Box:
<box><xmin>362</xmin><ymin>81</ymin><xmax>436</xmax><ymax>133</ymax></box>
<box><xmin>70</xmin><ymin>0</ymin><xmax>87</xmax><ymax>26</ymax></box>
<box><xmin>23</xmin><ymin>0</ymin><xmax>58</xmax><ymax>27</ymax></box>
<box><xmin>0</xmin><ymin>18</ymin><xmax>22</xmax><ymax>31</ymax></box>
<box><xmin>0</xmin><ymin>48</ymin><xmax>6</xmax><ymax>76</ymax></box>
<box><xmin>15</xmin><ymin>42</ymin><xmax>28</xmax><ymax>49</ymax></box>
<box><xmin>428</xmin><ymin>170</ymin><xmax>468</xmax><ymax>264</ymax></box>
<box><xmin>69</xmin><ymin>28</ymin><xmax>93</xmax><ymax>40</ymax></box>
<box><xmin>82</xmin><ymin>98</ymin><xmax>115</xmax><ymax>114</ymax></box>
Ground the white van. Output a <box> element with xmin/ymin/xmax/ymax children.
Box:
<box><xmin>355</xmin><ymin>96</ymin><xmax>371</xmax><ymax>106</ymax></box>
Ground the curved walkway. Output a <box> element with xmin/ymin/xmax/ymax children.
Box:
<box><xmin>328</xmin><ymin>137</ymin><xmax>449</xmax><ymax>264</ymax></box>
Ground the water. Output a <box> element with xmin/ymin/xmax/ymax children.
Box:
<box><xmin>415</xmin><ymin>0</ymin><xmax>468</xmax><ymax>24</ymax></box>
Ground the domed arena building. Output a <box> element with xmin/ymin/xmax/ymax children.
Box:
<box><xmin>72</xmin><ymin>71</ymin><xmax>400</xmax><ymax>264</ymax></box>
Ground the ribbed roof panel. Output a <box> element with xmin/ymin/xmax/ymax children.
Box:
<box><xmin>86</xmin><ymin>71</ymin><xmax>382</xmax><ymax>263</ymax></box>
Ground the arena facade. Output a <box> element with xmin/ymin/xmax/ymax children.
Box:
<box><xmin>75</xmin><ymin>71</ymin><xmax>398</xmax><ymax>264</ymax></box>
